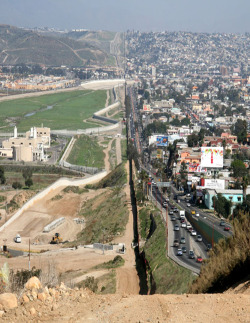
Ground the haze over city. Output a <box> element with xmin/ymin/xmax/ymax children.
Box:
<box><xmin>0</xmin><ymin>0</ymin><xmax>249</xmax><ymax>33</ymax></box>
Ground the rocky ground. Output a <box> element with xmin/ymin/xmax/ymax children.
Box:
<box><xmin>0</xmin><ymin>276</ymin><xmax>249</xmax><ymax>322</ymax></box>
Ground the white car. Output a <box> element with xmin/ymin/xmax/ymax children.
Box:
<box><xmin>174</xmin><ymin>224</ymin><xmax>180</xmax><ymax>231</ymax></box>
<box><xmin>181</xmin><ymin>222</ymin><xmax>187</xmax><ymax>228</ymax></box>
<box><xmin>177</xmin><ymin>249</ymin><xmax>183</xmax><ymax>256</ymax></box>
<box><xmin>197</xmin><ymin>235</ymin><xmax>202</xmax><ymax>242</ymax></box>
<box><xmin>14</xmin><ymin>234</ymin><xmax>21</xmax><ymax>243</ymax></box>
<box><xmin>186</xmin><ymin>223</ymin><xmax>192</xmax><ymax>230</ymax></box>
<box><xmin>191</xmin><ymin>230</ymin><xmax>197</xmax><ymax>236</ymax></box>
<box><xmin>196</xmin><ymin>213</ymin><xmax>200</xmax><ymax>217</ymax></box>
<box><xmin>186</xmin><ymin>203</ymin><xmax>191</xmax><ymax>207</ymax></box>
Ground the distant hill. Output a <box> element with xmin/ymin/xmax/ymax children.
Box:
<box><xmin>0</xmin><ymin>25</ymin><xmax>115</xmax><ymax>67</ymax></box>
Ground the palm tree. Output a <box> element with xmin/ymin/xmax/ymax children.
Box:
<box><xmin>242</xmin><ymin>175</ymin><xmax>249</xmax><ymax>201</ymax></box>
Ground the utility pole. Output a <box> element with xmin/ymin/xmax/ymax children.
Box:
<box><xmin>28</xmin><ymin>239</ymin><xmax>31</xmax><ymax>271</ymax></box>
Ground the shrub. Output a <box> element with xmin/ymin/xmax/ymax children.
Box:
<box><xmin>12</xmin><ymin>181</ymin><xmax>22</xmax><ymax>190</ymax></box>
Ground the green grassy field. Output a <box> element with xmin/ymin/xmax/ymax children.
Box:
<box><xmin>0</xmin><ymin>90</ymin><xmax>107</xmax><ymax>132</ymax></box>
<box><xmin>66</xmin><ymin>135</ymin><xmax>105</xmax><ymax>169</ymax></box>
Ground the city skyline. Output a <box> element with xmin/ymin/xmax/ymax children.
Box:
<box><xmin>0</xmin><ymin>0</ymin><xmax>249</xmax><ymax>34</ymax></box>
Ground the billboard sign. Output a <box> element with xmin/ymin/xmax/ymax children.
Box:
<box><xmin>156</xmin><ymin>182</ymin><xmax>171</xmax><ymax>187</ymax></box>
<box><xmin>143</xmin><ymin>104</ymin><xmax>151</xmax><ymax>111</ymax></box>
<box><xmin>156</xmin><ymin>136</ymin><xmax>168</xmax><ymax>147</ymax></box>
<box><xmin>204</xmin><ymin>179</ymin><xmax>225</xmax><ymax>190</ymax></box>
<box><xmin>201</xmin><ymin>147</ymin><xmax>223</xmax><ymax>168</ymax></box>
<box><xmin>188</xmin><ymin>163</ymin><xmax>207</xmax><ymax>173</ymax></box>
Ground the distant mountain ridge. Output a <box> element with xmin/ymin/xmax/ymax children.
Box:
<box><xmin>0</xmin><ymin>24</ymin><xmax>114</xmax><ymax>67</ymax></box>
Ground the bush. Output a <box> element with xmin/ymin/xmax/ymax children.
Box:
<box><xmin>9</xmin><ymin>267</ymin><xmax>41</xmax><ymax>292</ymax></box>
<box><xmin>25</xmin><ymin>178</ymin><xmax>33</xmax><ymax>188</ymax></box>
<box><xmin>77</xmin><ymin>276</ymin><xmax>98</xmax><ymax>293</ymax></box>
<box><xmin>12</xmin><ymin>181</ymin><xmax>22</xmax><ymax>190</ymax></box>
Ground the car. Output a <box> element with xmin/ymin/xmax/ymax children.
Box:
<box><xmin>224</xmin><ymin>226</ymin><xmax>230</xmax><ymax>231</ymax></box>
<box><xmin>165</xmin><ymin>198</ymin><xmax>170</xmax><ymax>202</ymax></box>
<box><xmin>171</xmin><ymin>216</ymin><xmax>176</xmax><ymax>221</ymax></box>
<box><xmin>180</xmin><ymin>218</ymin><xmax>185</xmax><ymax>223</ymax></box>
<box><xmin>173</xmin><ymin>239</ymin><xmax>179</xmax><ymax>247</ymax></box>
<box><xmin>187</xmin><ymin>227</ymin><xmax>193</xmax><ymax>233</ymax></box>
<box><xmin>177</xmin><ymin>249</ymin><xmax>183</xmax><ymax>256</ymax></box>
<box><xmin>177</xmin><ymin>199</ymin><xmax>180</xmax><ymax>203</ymax></box>
<box><xmin>197</xmin><ymin>256</ymin><xmax>203</xmax><ymax>263</ymax></box>
<box><xmin>186</xmin><ymin>203</ymin><xmax>191</xmax><ymax>207</ymax></box>
<box><xmin>220</xmin><ymin>221</ymin><xmax>226</xmax><ymax>226</ymax></box>
<box><xmin>181</xmin><ymin>246</ymin><xmax>187</xmax><ymax>253</ymax></box>
<box><xmin>169</xmin><ymin>211</ymin><xmax>174</xmax><ymax>215</ymax></box>
<box><xmin>174</xmin><ymin>208</ymin><xmax>178</xmax><ymax>213</ymax></box>
<box><xmin>191</xmin><ymin>210</ymin><xmax>196</xmax><ymax>215</ymax></box>
<box><xmin>206</xmin><ymin>243</ymin><xmax>212</xmax><ymax>251</ymax></box>
<box><xmin>174</xmin><ymin>224</ymin><xmax>180</xmax><ymax>231</ymax></box>
<box><xmin>191</xmin><ymin>230</ymin><xmax>197</xmax><ymax>236</ymax></box>
<box><xmin>195</xmin><ymin>213</ymin><xmax>200</xmax><ymax>217</ymax></box>
<box><xmin>162</xmin><ymin>201</ymin><xmax>167</xmax><ymax>207</ymax></box>
<box><xmin>186</xmin><ymin>223</ymin><xmax>192</xmax><ymax>230</ymax></box>
<box><xmin>197</xmin><ymin>235</ymin><xmax>202</xmax><ymax>242</ymax></box>
<box><xmin>186</xmin><ymin>193</ymin><xmax>191</xmax><ymax>197</ymax></box>
<box><xmin>189</xmin><ymin>250</ymin><xmax>195</xmax><ymax>259</ymax></box>
<box><xmin>14</xmin><ymin>234</ymin><xmax>21</xmax><ymax>243</ymax></box>
<box><xmin>181</xmin><ymin>222</ymin><xmax>187</xmax><ymax>228</ymax></box>
<box><xmin>180</xmin><ymin>237</ymin><xmax>186</xmax><ymax>244</ymax></box>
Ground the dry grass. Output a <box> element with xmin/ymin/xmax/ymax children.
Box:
<box><xmin>190</xmin><ymin>212</ymin><xmax>250</xmax><ymax>293</ymax></box>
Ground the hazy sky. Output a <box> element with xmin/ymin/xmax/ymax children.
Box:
<box><xmin>0</xmin><ymin>0</ymin><xmax>249</xmax><ymax>33</ymax></box>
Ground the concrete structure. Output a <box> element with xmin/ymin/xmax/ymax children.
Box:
<box><xmin>0</xmin><ymin>126</ymin><xmax>50</xmax><ymax>162</ymax></box>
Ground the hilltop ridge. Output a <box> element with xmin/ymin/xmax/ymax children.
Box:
<box><xmin>0</xmin><ymin>24</ymin><xmax>113</xmax><ymax>66</ymax></box>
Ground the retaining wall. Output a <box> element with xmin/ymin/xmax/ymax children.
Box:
<box><xmin>0</xmin><ymin>170</ymin><xmax>107</xmax><ymax>232</ymax></box>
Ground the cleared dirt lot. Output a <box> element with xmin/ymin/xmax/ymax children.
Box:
<box><xmin>0</xmin><ymin>187</ymin><xmax>105</xmax><ymax>251</ymax></box>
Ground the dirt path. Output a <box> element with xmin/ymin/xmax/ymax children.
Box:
<box><xmin>116</xmin><ymin>137</ymin><xmax>122</xmax><ymax>165</ymax></box>
<box><xmin>103</xmin><ymin>139</ymin><xmax>113</xmax><ymax>173</ymax></box>
<box><xmin>114</xmin><ymin>161</ymin><xmax>140</xmax><ymax>295</ymax></box>
<box><xmin>105</xmin><ymin>90</ymin><xmax>110</xmax><ymax>108</ymax></box>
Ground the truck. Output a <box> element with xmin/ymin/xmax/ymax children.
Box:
<box><xmin>179</xmin><ymin>210</ymin><xmax>185</xmax><ymax>220</ymax></box>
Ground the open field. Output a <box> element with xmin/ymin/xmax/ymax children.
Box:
<box><xmin>66</xmin><ymin>135</ymin><xmax>105</xmax><ymax>169</ymax></box>
<box><xmin>0</xmin><ymin>89</ymin><xmax>107</xmax><ymax>132</ymax></box>
<box><xmin>4</xmin><ymin>172</ymin><xmax>65</xmax><ymax>191</ymax></box>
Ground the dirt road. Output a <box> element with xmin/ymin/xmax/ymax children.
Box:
<box><xmin>114</xmin><ymin>161</ymin><xmax>140</xmax><ymax>295</ymax></box>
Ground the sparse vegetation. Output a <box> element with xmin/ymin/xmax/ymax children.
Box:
<box><xmin>94</xmin><ymin>256</ymin><xmax>125</xmax><ymax>270</ymax></box>
<box><xmin>8</xmin><ymin>267</ymin><xmax>41</xmax><ymax>293</ymax></box>
<box><xmin>70</xmin><ymin>187</ymin><xmax>128</xmax><ymax>246</ymax></box>
<box><xmin>51</xmin><ymin>194</ymin><xmax>63</xmax><ymax>201</ymax></box>
<box><xmin>87</xmin><ymin>163</ymin><xmax>126</xmax><ymax>190</ymax></box>
<box><xmin>0</xmin><ymin>195</ymin><xmax>6</xmax><ymax>203</ymax></box>
<box><xmin>63</xmin><ymin>186</ymin><xmax>89</xmax><ymax>194</ymax></box>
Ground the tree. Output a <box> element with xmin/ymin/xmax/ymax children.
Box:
<box><xmin>231</xmin><ymin>159</ymin><xmax>247</xmax><ymax>179</ymax></box>
<box><xmin>12</xmin><ymin>181</ymin><xmax>22</xmax><ymax>190</ymax></box>
<box><xmin>0</xmin><ymin>166</ymin><xmax>6</xmax><ymax>184</ymax></box>
<box><xmin>25</xmin><ymin>178</ymin><xmax>33</xmax><ymax>188</ymax></box>
<box><xmin>213</xmin><ymin>194</ymin><xmax>232</xmax><ymax>218</ymax></box>
<box><xmin>242</xmin><ymin>175</ymin><xmax>249</xmax><ymax>201</ymax></box>
<box><xmin>231</xmin><ymin>119</ymin><xmax>247</xmax><ymax>144</ymax></box>
<box><xmin>22</xmin><ymin>167</ymin><xmax>33</xmax><ymax>180</ymax></box>
<box><xmin>187</xmin><ymin>133</ymin><xmax>199</xmax><ymax>147</ymax></box>
<box><xmin>181</xmin><ymin>118</ymin><xmax>190</xmax><ymax>126</ymax></box>
<box><xmin>171</xmin><ymin>118</ymin><xmax>181</xmax><ymax>127</ymax></box>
